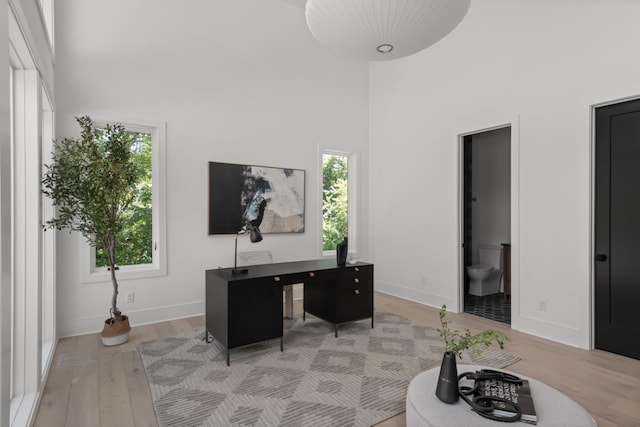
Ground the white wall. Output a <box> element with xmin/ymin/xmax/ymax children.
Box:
<box><xmin>54</xmin><ymin>0</ymin><xmax>640</xmax><ymax>351</ymax></box>
<box><xmin>54</xmin><ymin>0</ymin><xmax>370</xmax><ymax>336</ymax></box>
<box><xmin>369</xmin><ymin>0</ymin><xmax>640</xmax><ymax>349</ymax></box>
<box><xmin>471</xmin><ymin>128</ymin><xmax>511</xmax><ymax>265</ymax></box>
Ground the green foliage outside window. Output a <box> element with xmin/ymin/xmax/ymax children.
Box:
<box><xmin>96</xmin><ymin>131</ymin><xmax>153</xmax><ymax>267</ymax></box>
<box><xmin>322</xmin><ymin>154</ymin><xmax>348</xmax><ymax>251</ymax></box>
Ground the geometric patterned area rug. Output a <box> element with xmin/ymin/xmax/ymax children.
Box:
<box><xmin>139</xmin><ymin>311</ymin><xmax>520</xmax><ymax>427</ymax></box>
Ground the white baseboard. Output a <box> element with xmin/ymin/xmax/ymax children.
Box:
<box><xmin>374</xmin><ymin>279</ymin><xmax>455</xmax><ymax>311</ymax></box>
<box><xmin>58</xmin><ymin>284</ymin><xmax>308</xmax><ymax>338</ymax></box>
<box><xmin>58</xmin><ymin>301</ymin><xmax>205</xmax><ymax>338</ymax></box>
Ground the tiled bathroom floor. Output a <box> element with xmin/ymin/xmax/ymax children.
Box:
<box><xmin>464</xmin><ymin>293</ymin><xmax>511</xmax><ymax>324</ymax></box>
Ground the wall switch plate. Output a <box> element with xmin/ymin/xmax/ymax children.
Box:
<box><xmin>126</xmin><ymin>292</ymin><xmax>135</xmax><ymax>304</ymax></box>
<box><xmin>538</xmin><ymin>299</ymin><xmax>547</xmax><ymax>312</ymax></box>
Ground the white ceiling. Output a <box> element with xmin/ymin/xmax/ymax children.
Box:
<box><xmin>278</xmin><ymin>0</ymin><xmax>306</xmax><ymax>8</ymax></box>
<box><xmin>56</xmin><ymin>0</ymin><xmax>330</xmax><ymax>71</ymax></box>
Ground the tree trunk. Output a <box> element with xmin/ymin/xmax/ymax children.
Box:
<box><xmin>104</xmin><ymin>233</ymin><xmax>121</xmax><ymax>320</ymax></box>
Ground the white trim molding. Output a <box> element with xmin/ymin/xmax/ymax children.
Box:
<box><xmin>80</xmin><ymin>117</ymin><xmax>168</xmax><ymax>284</ymax></box>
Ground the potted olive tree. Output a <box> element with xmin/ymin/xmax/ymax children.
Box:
<box><xmin>42</xmin><ymin>116</ymin><xmax>141</xmax><ymax>346</ymax></box>
<box><xmin>435</xmin><ymin>304</ymin><xmax>509</xmax><ymax>403</ymax></box>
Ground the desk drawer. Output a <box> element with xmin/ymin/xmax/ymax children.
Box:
<box><xmin>272</xmin><ymin>268</ymin><xmax>333</xmax><ymax>286</ymax></box>
<box><xmin>338</xmin><ymin>266</ymin><xmax>373</xmax><ymax>292</ymax></box>
<box><xmin>335</xmin><ymin>264</ymin><xmax>373</xmax><ymax>323</ymax></box>
<box><xmin>341</xmin><ymin>265</ymin><xmax>373</xmax><ymax>283</ymax></box>
<box><xmin>336</xmin><ymin>285</ymin><xmax>373</xmax><ymax>323</ymax></box>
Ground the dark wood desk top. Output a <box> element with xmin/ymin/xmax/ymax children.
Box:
<box><xmin>207</xmin><ymin>258</ymin><xmax>372</xmax><ymax>281</ymax></box>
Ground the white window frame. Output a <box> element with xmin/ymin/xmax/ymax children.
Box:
<box><xmin>81</xmin><ymin>117</ymin><xmax>167</xmax><ymax>284</ymax></box>
<box><xmin>40</xmin><ymin>85</ymin><xmax>55</xmax><ymax>378</ymax></box>
<box><xmin>9</xmin><ymin>8</ymin><xmax>43</xmax><ymax>425</ymax></box>
<box><xmin>319</xmin><ymin>148</ymin><xmax>358</xmax><ymax>258</ymax></box>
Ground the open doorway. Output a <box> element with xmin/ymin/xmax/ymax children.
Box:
<box><xmin>461</xmin><ymin>127</ymin><xmax>511</xmax><ymax>324</ymax></box>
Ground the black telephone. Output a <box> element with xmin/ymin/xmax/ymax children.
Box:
<box><xmin>457</xmin><ymin>369</ymin><xmax>523</xmax><ymax>422</ymax></box>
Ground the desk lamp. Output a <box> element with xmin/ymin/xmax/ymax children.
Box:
<box><xmin>232</xmin><ymin>199</ymin><xmax>266</xmax><ymax>275</ymax></box>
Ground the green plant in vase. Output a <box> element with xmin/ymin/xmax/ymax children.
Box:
<box><xmin>435</xmin><ymin>304</ymin><xmax>510</xmax><ymax>403</ymax></box>
<box><xmin>42</xmin><ymin>116</ymin><xmax>142</xmax><ymax>346</ymax></box>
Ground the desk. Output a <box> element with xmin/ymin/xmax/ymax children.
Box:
<box><xmin>406</xmin><ymin>365</ymin><xmax>596</xmax><ymax>427</ymax></box>
<box><xmin>205</xmin><ymin>259</ymin><xmax>374</xmax><ymax>365</ymax></box>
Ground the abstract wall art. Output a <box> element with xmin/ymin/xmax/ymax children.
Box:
<box><xmin>208</xmin><ymin>161</ymin><xmax>305</xmax><ymax>235</ymax></box>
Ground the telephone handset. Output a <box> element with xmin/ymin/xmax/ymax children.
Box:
<box><xmin>457</xmin><ymin>369</ymin><xmax>523</xmax><ymax>423</ymax></box>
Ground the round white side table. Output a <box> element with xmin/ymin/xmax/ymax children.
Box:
<box><xmin>406</xmin><ymin>364</ymin><xmax>597</xmax><ymax>427</ymax></box>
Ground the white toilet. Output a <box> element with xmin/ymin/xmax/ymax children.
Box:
<box><xmin>467</xmin><ymin>244</ymin><xmax>502</xmax><ymax>296</ymax></box>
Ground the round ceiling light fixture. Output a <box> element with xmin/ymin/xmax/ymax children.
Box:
<box><xmin>305</xmin><ymin>0</ymin><xmax>471</xmax><ymax>61</ymax></box>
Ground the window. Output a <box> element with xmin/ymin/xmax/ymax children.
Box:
<box><xmin>40</xmin><ymin>85</ymin><xmax>55</xmax><ymax>377</ymax></box>
<box><xmin>9</xmin><ymin>10</ymin><xmax>45</xmax><ymax>424</ymax></box>
<box><xmin>82</xmin><ymin>119</ymin><xmax>166</xmax><ymax>283</ymax></box>
<box><xmin>5</xmin><ymin>5</ymin><xmax>56</xmax><ymax>426</ymax></box>
<box><xmin>8</xmin><ymin>58</ymin><xmax>15</xmax><ymax>418</ymax></box>
<box><xmin>94</xmin><ymin>129</ymin><xmax>152</xmax><ymax>268</ymax></box>
<box><xmin>321</xmin><ymin>151</ymin><xmax>356</xmax><ymax>255</ymax></box>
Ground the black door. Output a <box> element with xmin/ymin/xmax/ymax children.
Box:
<box><xmin>595</xmin><ymin>98</ymin><xmax>640</xmax><ymax>360</ymax></box>
<box><xmin>463</xmin><ymin>135</ymin><xmax>473</xmax><ymax>297</ymax></box>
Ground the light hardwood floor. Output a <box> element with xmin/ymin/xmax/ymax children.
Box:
<box><xmin>34</xmin><ymin>292</ymin><xmax>640</xmax><ymax>427</ymax></box>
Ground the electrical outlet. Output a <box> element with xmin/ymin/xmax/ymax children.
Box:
<box><xmin>538</xmin><ymin>299</ymin><xmax>547</xmax><ymax>312</ymax></box>
<box><xmin>126</xmin><ymin>292</ymin><xmax>135</xmax><ymax>304</ymax></box>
